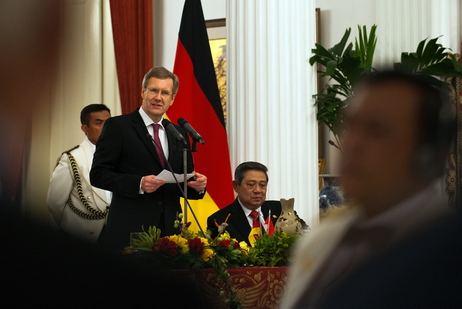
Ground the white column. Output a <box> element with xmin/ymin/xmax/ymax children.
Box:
<box><xmin>430</xmin><ymin>0</ymin><xmax>461</xmax><ymax>51</ymax></box>
<box><xmin>227</xmin><ymin>0</ymin><xmax>319</xmax><ymax>227</ymax></box>
<box><xmin>375</xmin><ymin>0</ymin><xmax>461</xmax><ymax>65</ymax></box>
<box><xmin>23</xmin><ymin>0</ymin><xmax>120</xmax><ymax>222</ymax></box>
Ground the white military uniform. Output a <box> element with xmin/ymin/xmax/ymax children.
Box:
<box><xmin>47</xmin><ymin>138</ymin><xmax>112</xmax><ymax>243</ymax></box>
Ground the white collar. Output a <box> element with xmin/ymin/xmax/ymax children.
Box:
<box><xmin>84</xmin><ymin>137</ymin><xmax>96</xmax><ymax>152</ymax></box>
<box><xmin>237</xmin><ymin>197</ymin><xmax>262</xmax><ymax>217</ymax></box>
<box><xmin>138</xmin><ymin>107</ymin><xmax>164</xmax><ymax>128</ymax></box>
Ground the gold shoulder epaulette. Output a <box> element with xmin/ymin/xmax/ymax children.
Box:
<box><xmin>53</xmin><ymin>145</ymin><xmax>80</xmax><ymax>168</ymax></box>
<box><xmin>63</xmin><ymin>144</ymin><xmax>80</xmax><ymax>155</ymax></box>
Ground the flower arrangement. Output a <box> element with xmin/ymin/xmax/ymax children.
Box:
<box><xmin>246</xmin><ymin>231</ymin><xmax>298</xmax><ymax>267</ymax></box>
<box><xmin>152</xmin><ymin>234</ymin><xmax>213</xmax><ymax>269</ymax></box>
<box><xmin>127</xmin><ymin>226</ymin><xmax>298</xmax><ymax>270</ymax></box>
<box><xmin>125</xmin><ymin>213</ymin><xmax>301</xmax><ymax>308</ymax></box>
<box><xmin>127</xmin><ymin>226</ymin><xmax>251</xmax><ymax>307</ymax></box>
<box><xmin>128</xmin><ymin>226</ymin><xmax>250</xmax><ymax>271</ymax></box>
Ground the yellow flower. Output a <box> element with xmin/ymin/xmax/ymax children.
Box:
<box><xmin>219</xmin><ymin>232</ymin><xmax>231</xmax><ymax>240</ymax></box>
<box><xmin>201</xmin><ymin>248</ymin><xmax>215</xmax><ymax>261</ymax></box>
<box><xmin>239</xmin><ymin>241</ymin><xmax>250</xmax><ymax>256</ymax></box>
<box><xmin>167</xmin><ymin>235</ymin><xmax>189</xmax><ymax>254</ymax></box>
<box><xmin>199</xmin><ymin>237</ymin><xmax>210</xmax><ymax>246</ymax></box>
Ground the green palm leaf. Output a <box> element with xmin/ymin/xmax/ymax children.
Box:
<box><xmin>311</xmin><ymin>26</ymin><xmax>462</xmax><ymax>149</ymax></box>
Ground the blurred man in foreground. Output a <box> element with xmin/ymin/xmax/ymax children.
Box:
<box><xmin>282</xmin><ymin>71</ymin><xmax>457</xmax><ymax>308</ymax></box>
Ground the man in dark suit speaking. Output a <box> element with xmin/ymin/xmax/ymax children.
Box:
<box><xmin>90</xmin><ymin>67</ymin><xmax>207</xmax><ymax>253</ymax></box>
<box><xmin>207</xmin><ymin>161</ymin><xmax>281</xmax><ymax>246</ymax></box>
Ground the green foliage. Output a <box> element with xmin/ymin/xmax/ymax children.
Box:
<box><xmin>355</xmin><ymin>25</ymin><xmax>377</xmax><ymax>69</ymax></box>
<box><xmin>212</xmin><ymin>239</ymin><xmax>248</xmax><ymax>269</ymax></box>
<box><xmin>394</xmin><ymin>36</ymin><xmax>462</xmax><ymax>88</ymax></box>
<box><xmin>246</xmin><ymin>232</ymin><xmax>298</xmax><ymax>267</ymax></box>
<box><xmin>310</xmin><ymin>25</ymin><xmax>462</xmax><ymax>149</ymax></box>
<box><xmin>208</xmin><ymin>254</ymin><xmax>243</xmax><ymax>309</ymax></box>
<box><xmin>310</xmin><ymin>25</ymin><xmax>377</xmax><ymax>145</ymax></box>
<box><xmin>129</xmin><ymin>225</ymin><xmax>161</xmax><ymax>251</ymax></box>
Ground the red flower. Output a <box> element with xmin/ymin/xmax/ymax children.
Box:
<box><xmin>156</xmin><ymin>237</ymin><xmax>178</xmax><ymax>254</ymax></box>
<box><xmin>168</xmin><ymin>248</ymin><xmax>178</xmax><ymax>257</ymax></box>
<box><xmin>219</xmin><ymin>240</ymin><xmax>232</xmax><ymax>247</ymax></box>
<box><xmin>158</xmin><ymin>238</ymin><xmax>168</xmax><ymax>246</ymax></box>
<box><xmin>188</xmin><ymin>238</ymin><xmax>204</xmax><ymax>254</ymax></box>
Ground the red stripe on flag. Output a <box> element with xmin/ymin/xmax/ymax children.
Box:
<box><xmin>265</xmin><ymin>216</ymin><xmax>275</xmax><ymax>236</ymax></box>
<box><xmin>171</xmin><ymin>40</ymin><xmax>234</xmax><ymax>209</ymax></box>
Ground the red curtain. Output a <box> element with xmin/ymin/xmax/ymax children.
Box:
<box><xmin>109</xmin><ymin>0</ymin><xmax>153</xmax><ymax>114</ymax></box>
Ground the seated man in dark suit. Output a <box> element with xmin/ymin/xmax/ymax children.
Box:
<box><xmin>207</xmin><ymin>161</ymin><xmax>281</xmax><ymax>246</ymax></box>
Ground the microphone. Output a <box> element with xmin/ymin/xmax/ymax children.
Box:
<box><xmin>178</xmin><ymin>118</ymin><xmax>205</xmax><ymax>144</ymax></box>
<box><xmin>328</xmin><ymin>140</ymin><xmax>341</xmax><ymax>151</ymax></box>
<box><xmin>162</xmin><ymin>119</ymin><xmax>187</xmax><ymax>145</ymax></box>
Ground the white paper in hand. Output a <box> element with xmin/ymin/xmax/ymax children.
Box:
<box><xmin>155</xmin><ymin>169</ymin><xmax>195</xmax><ymax>183</ymax></box>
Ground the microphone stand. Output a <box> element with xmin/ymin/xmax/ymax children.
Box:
<box><xmin>150</xmin><ymin>135</ymin><xmax>205</xmax><ymax>235</ymax></box>
<box><xmin>183</xmin><ymin>140</ymin><xmax>197</xmax><ymax>224</ymax></box>
<box><xmin>183</xmin><ymin>147</ymin><xmax>188</xmax><ymax>223</ymax></box>
<box><xmin>166</xmin><ymin>149</ymin><xmax>204</xmax><ymax>236</ymax></box>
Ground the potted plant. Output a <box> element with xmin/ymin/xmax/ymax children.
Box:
<box><xmin>310</xmin><ymin>25</ymin><xmax>378</xmax><ymax>150</ymax></box>
<box><xmin>310</xmin><ymin>25</ymin><xmax>462</xmax><ymax>151</ymax></box>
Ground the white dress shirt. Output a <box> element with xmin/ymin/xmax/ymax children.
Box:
<box><xmin>138</xmin><ymin>108</ymin><xmax>168</xmax><ymax>159</ymax></box>
<box><xmin>237</xmin><ymin>198</ymin><xmax>264</xmax><ymax>227</ymax></box>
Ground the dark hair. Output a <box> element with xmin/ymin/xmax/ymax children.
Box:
<box><xmin>357</xmin><ymin>70</ymin><xmax>455</xmax><ymax>179</ymax></box>
<box><xmin>142</xmin><ymin>66</ymin><xmax>179</xmax><ymax>95</ymax></box>
<box><xmin>234</xmin><ymin>161</ymin><xmax>269</xmax><ymax>184</ymax></box>
<box><xmin>80</xmin><ymin>104</ymin><xmax>111</xmax><ymax>125</ymax></box>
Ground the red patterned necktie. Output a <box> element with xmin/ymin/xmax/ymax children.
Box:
<box><xmin>152</xmin><ymin>124</ymin><xmax>166</xmax><ymax>168</ymax></box>
<box><xmin>250</xmin><ymin>210</ymin><xmax>260</xmax><ymax>228</ymax></box>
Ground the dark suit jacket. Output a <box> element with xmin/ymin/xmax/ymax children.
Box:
<box><xmin>90</xmin><ymin>109</ymin><xmax>205</xmax><ymax>252</ymax></box>
<box><xmin>206</xmin><ymin>198</ymin><xmax>281</xmax><ymax>246</ymax></box>
<box><xmin>320</xmin><ymin>212</ymin><xmax>462</xmax><ymax>309</ymax></box>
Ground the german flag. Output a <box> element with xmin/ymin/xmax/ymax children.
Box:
<box><xmin>169</xmin><ymin>0</ymin><xmax>234</xmax><ymax>232</ymax></box>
